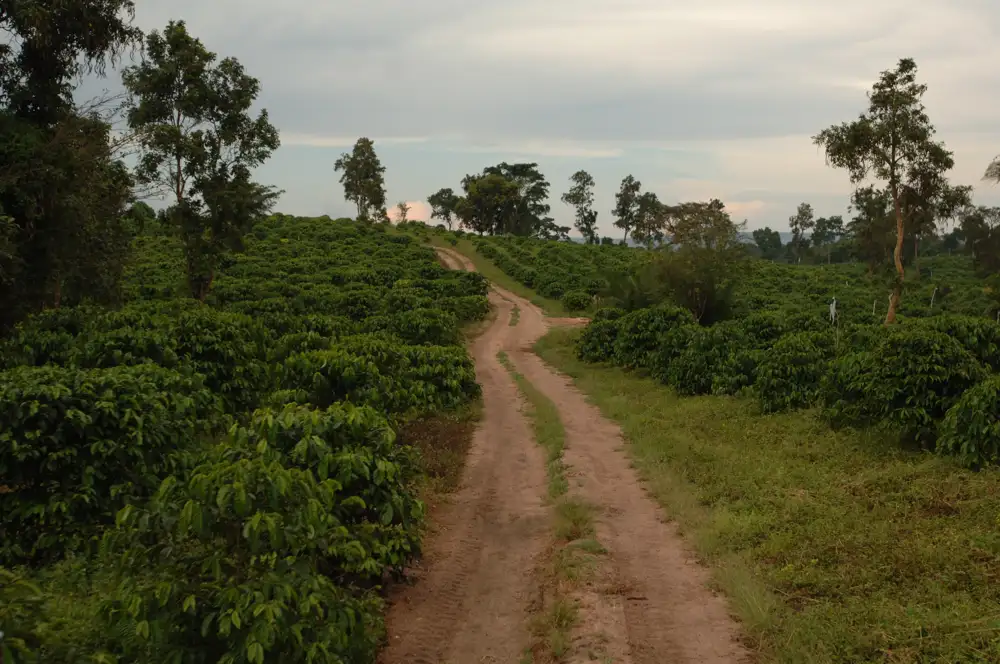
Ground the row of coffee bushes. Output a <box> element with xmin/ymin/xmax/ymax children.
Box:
<box><xmin>473</xmin><ymin>236</ymin><xmax>643</xmax><ymax>311</ymax></box>
<box><xmin>578</xmin><ymin>305</ymin><xmax>1000</xmax><ymax>467</ymax></box>
<box><xmin>0</xmin><ymin>216</ymin><xmax>488</xmax><ymax>662</ymax></box>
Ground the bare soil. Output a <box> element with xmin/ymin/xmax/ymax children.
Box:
<box><xmin>381</xmin><ymin>247</ymin><xmax>748</xmax><ymax>664</ymax></box>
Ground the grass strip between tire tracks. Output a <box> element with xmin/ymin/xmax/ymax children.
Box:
<box><xmin>498</xmin><ymin>349</ymin><xmax>606</xmax><ymax>662</ymax></box>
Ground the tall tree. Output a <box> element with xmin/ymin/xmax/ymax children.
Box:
<box><xmin>482</xmin><ymin>162</ymin><xmax>550</xmax><ymax>235</ymax></box>
<box><xmin>455</xmin><ymin>173</ymin><xmax>520</xmax><ymax>235</ymax></box>
<box><xmin>0</xmin><ymin>0</ymin><xmax>142</xmax><ymax>329</ymax></box>
<box><xmin>960</xmin><ymin>206</ymin><xmax>1000</xmax><ymax>274</ymax></box>
<box><xmin>752</xmin><ymin>227</ymin><xmax>783</xmax><ymax>260</ymax></box>
<box><xmin>788</xmin><ymin>202</ymin><xmax>815</xmax><ymax>263</ymax></box>
<box><xmin>632</xmin><ymin>192</ymin><xmax>668</xmax><ymax>248</ymax></box>
<box><xmin>812</xmin><ymin>215</ymin><xmax>845</xmax><ymax>263</ymax></box>
<box><xmin>427</xmin><ymin>187</ymin><xmax>460</xmax><ymax>230</ymax></box>
<box><xmin>561</xmin><ymin>170</ymin><xmax>598</xmax><ymax>244</ymax></box>
<box><xmin>613</xmin><ymin>175</ymin><xmax>642</xmax><ymax>244</ymax></box>
<box><xmin>123</xmin><ymin>20</ymin><xmax>281</xmax><ymax>301</ymax></box>
<box><xmin>395</xmin><ymin>201</ymin><xmax>410</xmax><ymax>224</ymax></box>
<box><xmin>646</xmin><ymin>199</ymin><xmax>746</xmax><ymax>323</ymax></box>
<box><xmin>334</xmin><ymin>137</ymin><xmax>387</xmax><ymax>222</ymax></box>
<box><xmin>814</xmin><ymin>58</ymin><xmax>954</xmax><ymax>324</ymax></box>
<box><xmin>846</xmin><ymin>187</ymin><xmax>894</xmax><ymax>274</ymax></box>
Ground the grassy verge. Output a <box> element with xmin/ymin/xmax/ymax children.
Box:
<box><xmin>427</xmin><ymin>236</ymin><xmax>569</xmax><ymax>316</ymax></box>
<box><xmin>535</xmin><ymin>326</ymin><xmax>1000</xmax><ymax>664</ymax></box>
<box><xmin>497</xmin><ymin>351</ymin><xmax>568</xmax><ymax>499</ymax></box>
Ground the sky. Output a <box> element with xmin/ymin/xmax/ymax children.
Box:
<box><xmin>86</xmin><ymin>0</ymin><xmax>1000</xmax><ymax>234</ymax></box>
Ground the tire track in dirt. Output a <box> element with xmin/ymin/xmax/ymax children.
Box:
<box><xmin>439</xmin><ymin>246</ymin><xmax>749</xmax><ymax>664</ymax></box>
<box><xmin>378</xmin><ymin>248</ymin><xmax>549</xmax><ymax>664</ymax></box>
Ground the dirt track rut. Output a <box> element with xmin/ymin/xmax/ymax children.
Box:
<box><xmin>380</xmin><ymin>246</ymin><xmax>748</xmax><ymax>664</ymax></box>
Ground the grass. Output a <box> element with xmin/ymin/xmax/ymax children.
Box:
<box><xmin>535</xmin><ymin>326</ymin><xmax>1000</xmax><ymax>664</ymax></box>
<box><xmin>497</xmin><ymin>350</ymin><xmax>568</xmax><ymax>499</ymax></box>
<box><xmin>426</xmin><ymin>235</ymin><xmax>569</xmax><ymax>316</ymax></box>
<box><xmin>510</xmin><ymin>305</ymin><xmax>521</xmax><ymax>326</ymax></box>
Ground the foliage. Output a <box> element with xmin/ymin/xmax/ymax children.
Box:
<box><xmin>756</xmin><ymin>331</ymin><xmax>835</xmax><ymax>413</ymax></box>
<box><xmin>666</xmin><ymin>323</ymin><xmax>748</xmax><ymax>395</ymax></box>
<box><xmin>575</xmin><ymin>320</ymin><xmax>619</xmax><ymax>363</ymax></box>
<box><xmin>123</xmin><ymin>20</ymin><xmax>281</xmax><ymax>301</ymax></box>
<box><xmin>640</xmin><ymin>200</ymin><xmax>747</xmax><ymax>323</ymax></box>
<box><xmin>427</xmin><ymin>187</ymin><xmax>460</xmax><ymax>231</ymax></box>
<box><xmin>611</xmin><ymin>304</ymin><xmax>695</xmax><ymax>370</ymax></box>
<box><xmin>612</xmin><ymin>175</ymin><xmax>641</xmax><ymax>243</ymax></box>
<box><xmin>102</xmin><ymin>406</ymin><xmax>409</xmax><ymax>663</ymax></box>
<box><xmin>335</xmin><ymin>138</ymin><xmax>387</xmax><ymax>223</ymax></box>
<box><xmin>751</xmin><ymin>227</ymin><xmax>782</xmax><ymax>260</ymax></box>
<box><xmin>788</xmin><ymin>202</ymin><xmax>815</xmax><ymax>263</ymax></box>
<box><xmin>0</xmin><ymin>0</ymin><xmax>141</xmax><ymax>331</ymax></box>
<box><xmin>813</xmin><ymin>58</ymin><xmax>957</xmax><ymax>323</ymax></box>
<box><xmin>822</xmin><ymin>328</ymin><xmax>986</xmax><ymax>444</ymax></box>
<box><xmin>560</xmin><ymin>290</ymin><xmax>591</xmax><ymax>312</ymax></box>
<box><xmin>561</xmin><ymin>170</ymin><xmax>598</xmax><ymax>244</ymax></box>
<box><xmin>0</xmin><ymin>364</ymin><xmax>220</xmax><ymax>565</ymax></box>
<box><xmin>938</xmin><ymin>376</ymin><xmax>1000</xmax><ymax>468</ymax></box>
<box><xmin>911</xmin><ymin>314</ymin><xmax>1000</xmax><ymax>370</ymax></box>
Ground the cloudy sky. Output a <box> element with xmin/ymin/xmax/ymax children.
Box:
<box><xmin>94</xmin><ymin>0</ymin><xmax>1000</xmax><ymax>233</ymax></box>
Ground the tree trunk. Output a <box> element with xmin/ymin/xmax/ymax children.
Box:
<box><xmin>198</xmin><ymin>269</ymin><xmax>215</xmax><ymax>302</ymax></box>
<box><xmin>885</xmin><ymin>191</ymin><xmax>905</xmax><ymax>325</ymax></box>
<box><xmin>913</xmin><ymin>234</ymin><xmax>920</xmax><ymax>272</ymax></box>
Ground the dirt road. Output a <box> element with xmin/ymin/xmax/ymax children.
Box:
<box><xmin>380</xmin><ymin>247</ymin><xmax>747</xmax><ymax>664</ymax></box>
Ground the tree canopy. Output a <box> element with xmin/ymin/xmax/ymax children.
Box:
<box><xmin>123</xmin><ymin>20</ymin><xmax>281</xmax><ymax>301</ymax></box>
<box><xmin>814</xmin><ymin>58</ymin><xmax>958</xmax><ymax>324</ymax></box>
<box><xmin>334</xmin><ymin>138</ymin><xmax>387</xmax><ymax>222</ymax></box>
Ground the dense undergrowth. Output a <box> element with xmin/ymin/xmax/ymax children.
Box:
<box><xmin>0</xmin><ymin>215</ymin><xmax>488</xmax><ymax>663</ymax></box>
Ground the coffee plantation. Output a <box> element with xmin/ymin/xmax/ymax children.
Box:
<box><xmin>573</xmin><ymin>249</ymin><xmax>1000</xmax><ymax>468</ymax></box>
<box><xmin>0</xmin><ymin>215</ymin><xmax>488</xmax><ymax>663</ymax></box>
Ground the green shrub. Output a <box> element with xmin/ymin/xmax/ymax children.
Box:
<box><xmin>649</xmin><ymin>324</ymin><xmax>699</xmax><ymax>385</ymax></box>
<box><xmin>439</xmin><ymin>295</ymin><xmax>491</xmax><ymax>322</ymax></box>
<box><xmin>668</xmin><ymin>323</ymin><xmax>748</xmax><ymax>395</ymax></box>
<box><xmin>712</xmin><ymin>348</ymin><xmax>764</xmax><ymax>396</ymax></box>
<box><xmin>390</xmin><ymin>308</ymin><xmax>459</xmax><ymax>346</ymax></box>
<box><xmin>268</xmin><ymin>331</ymin><xmax>333</xmax><ymax>363</ymax></box>
<box><xmin>756</xmin><ymin>331</ymin><xmax>836</xmax><ymax>413</ymax></box>
<box><xmin>0</xmin><ymin>307</ymin><xmax>97</xmax><ymax>367</ymax></box>
<box><xmin>592</xmin><ymin>307</ymin><xmax>625</xmax><ymax>322</ymax></box>
<box><xmin>938</xmin><ymin>376</ymin><xmax>1000</xmax><ymax>468</ymax></box>
<box><xmin>245</xmin><ymin>403</ymin><xmax>424</xmax><ymax>575</ymax></box>
<box><xmin>335</xmin><ymin>336</ymin><xmax>480</xmax><ymax>414</ymax></box>
<box><xmin>820</xmin><ymin>351</ymin><xmax>877</xmax><ymax>427</ymax></box>
<box><xmin>173</xmin><ymin>309</ymin><xmax>271</xmax><ymax>413</ymax></box>
<box><xmin>913</xmin><ymin>315</ymin><xmax>1000</xmax><ymax>370</ymax></box>
<box><xmin>561</xmin><ymin>290</ymin><xmax>592</xmax><ymax>312</ymax></box>
<box><xmin>0</xmin><ymin>365</ymin><xmax>220</xmax><ymax>565</ymax></box>
<box><xmin>612</xmin><ymin>304</ymin><xmax>696</xmax><ymax>370</ymax></box>
<box><xmin>281</xmin><ymin>350</ymin><xmax>388</xmax><ymax>410</ymax></box>
<box><xmin>103</xmin><ymin>436</ymin><xmax>386</xmax><ymax>663</ymax></box>
<box><xmin>70</xmin><ymin>326</ymin><xmax>180</xmax><ymax>369</ymax></box>
<box><xmin>576</xmin><ymin>320</ymin><xmax>619</xmax><ymax>363</ymax></box>
<box><xmin>822</xmin><ymin>328</ymin><xmax>987</xmax><ymax>444</ymax></box>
